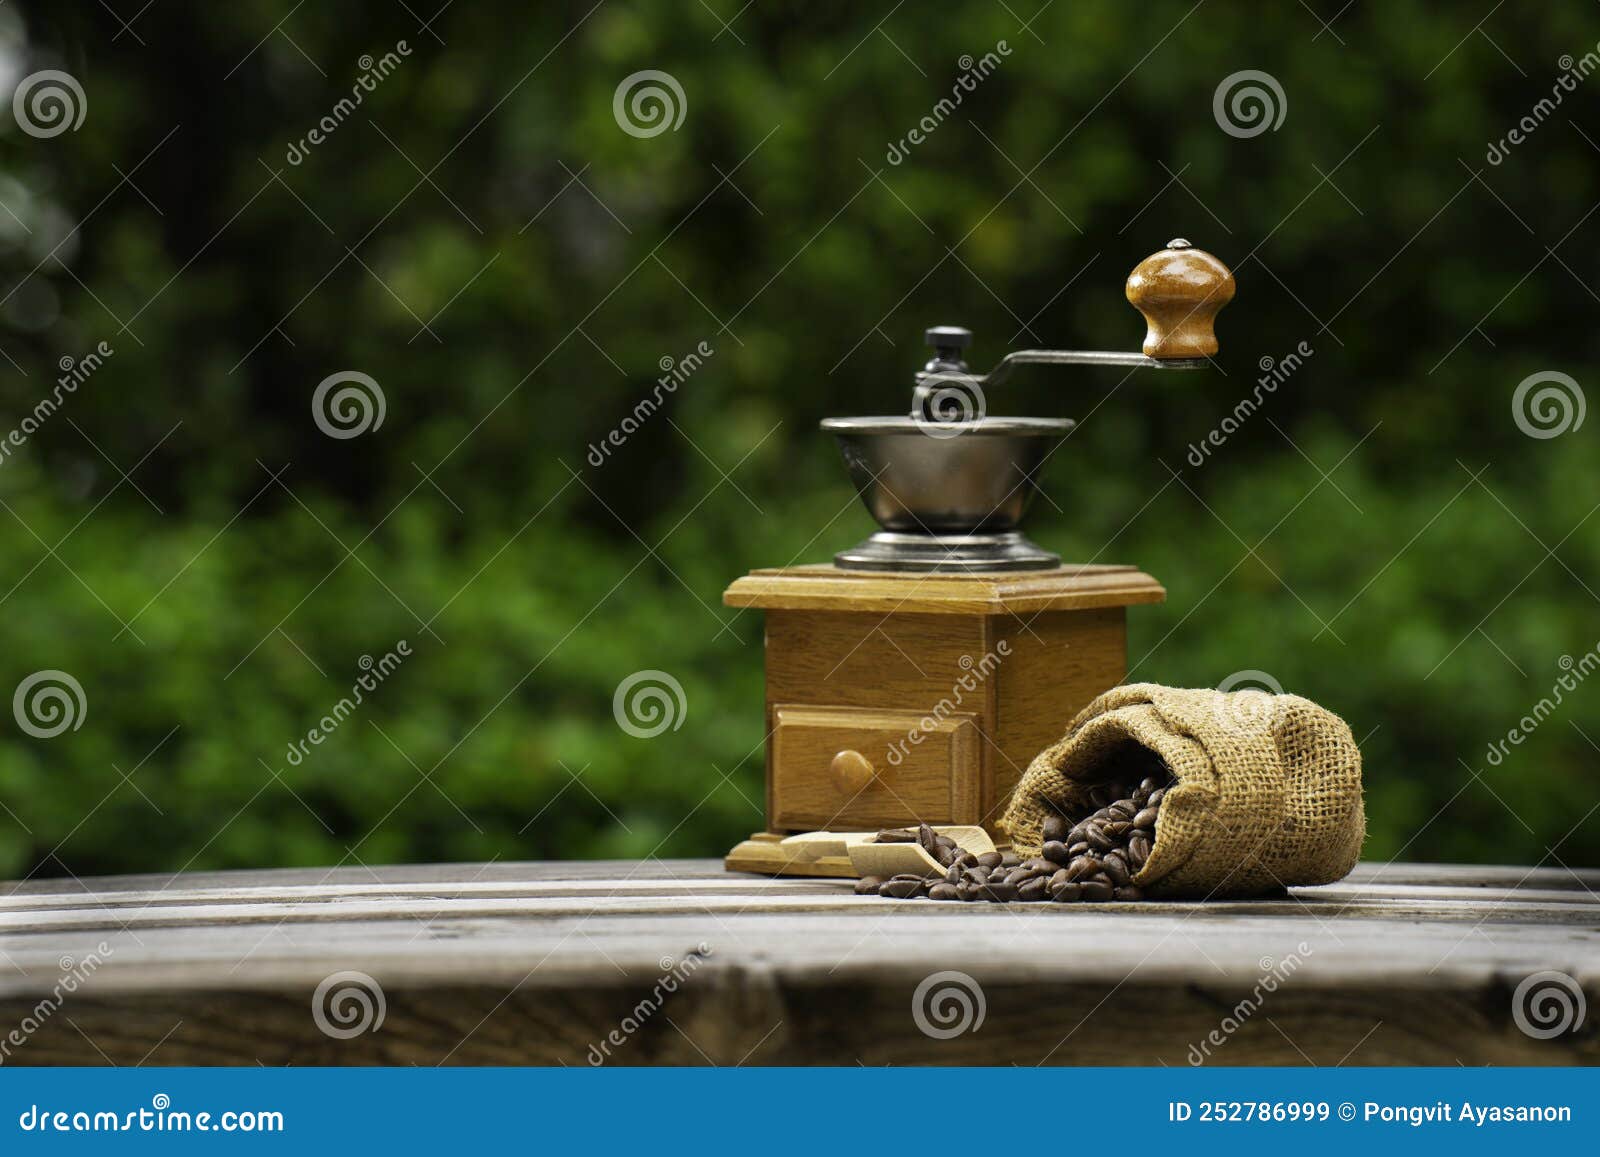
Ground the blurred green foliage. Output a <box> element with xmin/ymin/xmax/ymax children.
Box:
<box><xmin>0</xmin><ymin>1</ymin><xmax>1597</xmax><ymax>880</ymax></box>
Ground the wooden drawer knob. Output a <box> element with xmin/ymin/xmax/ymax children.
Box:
<box><xmin>1125</xmin><ymin>238</ymin><xmax>1235</xmax><ymax>359</ymax></box>
<box><xmin>829</xmin><ymin>749</ymin><xmax>877</xmax><ymax>794</ymax></box>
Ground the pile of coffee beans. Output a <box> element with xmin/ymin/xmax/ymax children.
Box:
<box><xmin>854</xmin><ymin>772</ymin><xmax>1172</xmax><ymax>904</ymax></box>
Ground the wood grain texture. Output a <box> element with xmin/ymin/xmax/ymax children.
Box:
<box><xmin>723</xmin><ymin>565</ymin><xmax>1166</xmax><ymax>615</ymax></box>
<box><xmin>0</xmin><ymin>859</ymin><xmax>1596</xmax><ymax>1066</ymax></box>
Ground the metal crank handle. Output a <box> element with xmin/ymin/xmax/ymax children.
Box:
<box><xmin>978</xmin><ymin>348</ymin><xmax>1205</xmax><ymax>388</ymax></box>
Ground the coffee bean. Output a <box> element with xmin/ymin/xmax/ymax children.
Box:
<box><xmin>1087</xmin><ymin>785</ymin><xmax>1113</xmax><ymax>809</ymax></box>
<box><xmin>854</xmin><ymin>875</ymin><xmax>883</xmax><ymax>895</ymax></box>
<box><xmin>1024</xmin><ymin>857</ymin><xmax>1054</xmax><ymax>873</ymax></box>
<box><xmin>962</xmin><ymin>867</ymin><xmax>989</xmax><ymax>886</ymax></box>
<box><xmin>929</xmin><ymin>883</ymin><xmax>961</xmax><ymax>901</ymax></box>
<box><xmin>983</xmin><ymin>881</ymin><xmax>1018</xmax><ymax>902</ymax></box>
<box><xmin>934</xmin><ymin>833</ymin><xmax>957</xmax><ymax>850</ymax></box>
<box><xmin>935</xmin><ymin>845</ymin><xmax>955</xmax><ymax>867</ymax></box>
<box><xmin>880</xmin><ymin>878</ymin><xmax>923</xmax><ymax>898</ymax></box>
<box><xmin>976</xmin><ymin>851</ymin><xmax>1004</xmax><ymax>870</ymax></box>
<box><xmin>1147</xmin><ymin>787</ymin><xmax>1166</xmax><ymax>808</ymax></box>
<box><xmin>1102</xmin><ymin>854</ymin><xmax>1131</xmax><ymax>887</ymax></box>
<box><xmin>1064</xmin><ymin>857</ymin><xmax>1098</xmax><ymax>882</ymax></box>
<box><xmin>1000</xmin><ymin>853</ymin><xmax>1021</xmax><ymax>869</ymax></box>
<box><xmin>1102</xmin><ymin>820</ymin><xmax>1133</xmax><ymax>840</ymax></box>
<box><xmin>917</xmin><ymin>823</ymin><xmax>938</xmax><ymax>853</ymax></box>
<box><xmin>952</xmin><ymin>851</ymin><xmax>978</xmax><ymax>869</ymax></box>
<box><xmin>1049</xmin><ymin>881</ymin><xmax>1082</xmax><ymax>902</ymax></box>
<box><xmin>1086</xmin><ymin>824</ymin><xmax>1113</xmax><ymax>851</ymax></box>
<box><xmin>1078</xmin><ymin>880</ymin><xmax>1113</xmax><ymax>902</ymax></box>
<box><xmin>1133</xmin><ymin>806</ymin><xmax>1159</xmax><ymax>829</ymax></box>
<box><xmin>1108</xmin><ymin>801</ymin><xmax>1136</xmax><ymax>821</ymax></box>
<box><xmin>1041</xmin><ymin>840</ymin><xmax>1071</xmax><ymax>866</ymax></box>
<box><xmin>1139</xmin><ymin>776</ymin><xmax>1160</xmax><ymax>795</ymax></box>
<box><xmin>945</xmin><ymin>862</ymin><xmax>964</xmax><ymax>884</ymax></box>
<box><xmin>1128</xmin><ymin>833</ymin><xmax>1151</xmax><ymax>866</ymax></box>
<box><xmin>1067</xmin><ymin>841</ymin><xmax>1089</xmax><ymax>858</ymax></box>
<box><xmin>1112</xmin><ymin>885</ymin><xmax>1144</xmax><ymax>902</ymax></box>
<box><xmin>1017</xmin><ymin>877</ymin><xmax>1049</xmax><ymax>902</ymax></box>
<box><xmin>875</xmin><ymin>828</ymin><xmax>917</xmax><ymax>843</ymax></box>
<box><xmin>890</xmin><ymin>872</ymin><xmax>927</xmax><ymax>882</ymax></box>
<box><xmin>1042</xmin><ymin>814</ymin><xmax>1069</xmax><ymax>843</ymax></box>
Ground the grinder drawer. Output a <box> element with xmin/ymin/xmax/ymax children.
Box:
<box><xmin>770</xmin><ymin>703</ymin><xmax>981</xmax><ymax>831</ymax></box>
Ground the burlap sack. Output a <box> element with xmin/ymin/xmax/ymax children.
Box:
<box><xmin>999</xmin><ymin>683</ymin><xmax>1364</xmax><ymax>898</ymax></box>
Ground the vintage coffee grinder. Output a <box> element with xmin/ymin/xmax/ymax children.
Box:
<box><xmin>724</xmin><ymin>240</ymin><xmax>1234</xmax><ymax>875</ymax></box>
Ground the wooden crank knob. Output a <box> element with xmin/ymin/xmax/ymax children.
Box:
<box><xmin>829</xmin><ymin>749</ymin><xmax>877</xmax><ymax>794</ymax></box>
<box><xmin>1124</xmin><ymin>238</ymin><xmax>1235</xmax><ymax>359</ymax></box>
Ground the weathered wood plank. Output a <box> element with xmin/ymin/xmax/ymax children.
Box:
<box><xmin>0</xmin><ymin>859</ymin><xmax>1595</xmax><ymax>1066</ymax></box>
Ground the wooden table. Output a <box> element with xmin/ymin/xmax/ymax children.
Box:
<box><xmin>1</xmin><ymin>859</ymin><xmax>1596</xmax><ymax>1065</ymax></box>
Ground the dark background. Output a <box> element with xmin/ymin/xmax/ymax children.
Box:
<box><xmin>1</xmin><ymin>1</ymin><xmax>1596</xmax><ymax>881</ymax></box>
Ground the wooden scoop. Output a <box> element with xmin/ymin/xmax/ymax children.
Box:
<box><xmin>847</xmin><ymin>825</ymin><xmax>996</xmax><ymax>879</ymax></box>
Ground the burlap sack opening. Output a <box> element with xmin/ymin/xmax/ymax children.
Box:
<box><xmin>999</xmin><ymin>683</ymin><xmax>1365</xmax><ymax>899</ymax></box>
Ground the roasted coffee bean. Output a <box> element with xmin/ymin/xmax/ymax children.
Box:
<box><xmin>929</xmin><ymin>883</ymin><xmax>961</xmax><ymax>901</ymax></box>
<box><xmin>1085</xmin><ymin>824</ymin><xmax>1113</xmax><ymax>851</ymax></box>
<box><xmin>1133</xmin><ymin>806</ymin><xmax>1160</xmax><ymax>829</ymax></box>
<box><xmin>952</xmin><ymin>851</ymin><xmax>978</xmax><ymax>869</ymax></box>
<box><xmin>1101</xmin><ymin>820</ymin><xmax>1133</xmax><ymax>840</ymax></box>
<box><xmin>854</xmin><ymin>875</ymin><xmax>884</xmax><ymax>895</ymax></box>
<box><xmin>1078</xmin><ymin>880</ymin><xmax>1114</xmax><ymax>902</ymax></box>
<box><xmin>1147</xmin><ymin>787</ymin><xmax>1166</xmax><ymax>809</ymax></box>
<box><xmin>983</xmin><ymin>881</ymin><xmax>1019</xmax><ymax>902</ymax></box>
<box><xmin>1041</xmin><ymin>840</ymin><xmax>1071</xmax><ymax>866</ymax></box>
<box><xmin>1067</xmin><ymin>841</ymin><xmax>1090</xmax><ymax>858</ymax></box>
<box><xmin>1087</xmin><ymin>785</ymin><xmax>1113</xmax><ymax>809</ymax></box>
<box><xmin>962</xmin><ymin>866</ymin><xmax>989</xmax><ymax>886</ymax></box>
<box><xmin>879</xmin><ymin>878</ymin><xmax>923</xmax><ymax>898</ymax></box>
<box><xmin>1050</xmin><ymin>881</ymin><xmax>1082</xmax><ymax>902</ymax></box>
<box><xmin>935</xmin><ymin>833</ymin><xmax>958</xmax><ymax>850</ymax></box>
<box><xmin>1107</xmin><ymin>801</ymin><xmax>1136</xmax><ymax>821</ymax></box>
<box><xmin>1000</xmin><ymin>853</ymin><xmax>1021</xmax><ymax>869</ymax></box>
<box><xmin>1042</xmin><ymin>814</ymin><xmax>1069</xmax><ymax>844</ymax></box>
<box><xmin>1064</xmin><ymin>857</ymin><xmax>1099</xmax><ymax>882</ymax></box>
<box><xmin>1024</xmin><ymin>857</ymin><xmax>1054</xmax><ymax>873</ymax></box>
<box><xmin>976</xmin><ymin>851</ymin><xmax>1004</xmax><ymax>870</ymax></box>
<box><xmin>945</xmin><ymin>862</ymin><xmax>964</xmax><ymax>884</ymax></box>
<box><xmin>1049</xmin><ymin>868</ymin><xmax>1071</xmax><ymax>889</ymax></box>
<box><xmin>1138</xmin><ymin>776</ymin><xmax>1160</xmax><ymax>795</ymax></box>
<box><xmin>875</xmin><ymin>828</ymin><xmax>917</xmax><ymax>843</ymax></box>
<box><xmin>1112</xmin><ymin>885</ymin><xmax>1144</xmax><ymax>902</ymax></box>
<box><xmin>1017</xmin><ymin>877</ymin><xmax>1049</xmax><ymax>902</ymax></box>
<box><xmin>1128</xmin><ymin>833</ymin><xmax>1151</xmax><ymax>866</ymax></box>
<box><xmin>1004</xmin><ymin>867</ymin><xmax>1035</xmax><ymax>887</ymax></box>
<box><xmin>890</xmin><ymin>872</ymin><xmax>927</xmax><ymax>882</ymax></box>
<box><xmin>917</xmin><ymin>823</ymin><xmax>938</xmax><ymax>852</ymax></box>
<box><xmin>1102</xmin><ymin>854</ymin><xmax>1131</xmax><ymax>887</ymax></box>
